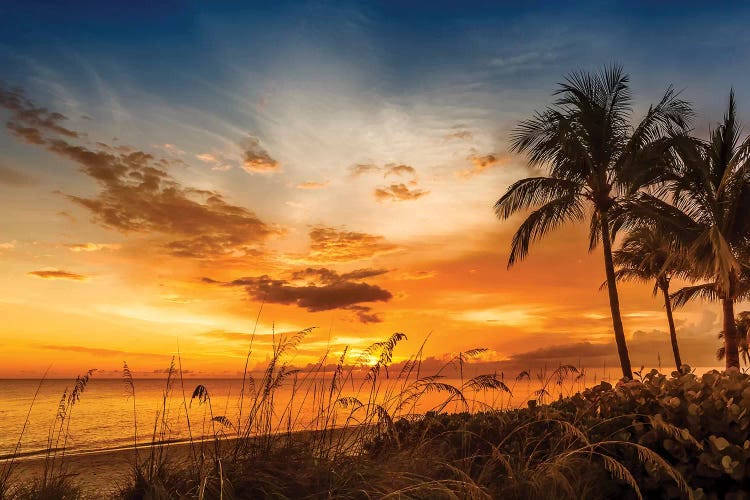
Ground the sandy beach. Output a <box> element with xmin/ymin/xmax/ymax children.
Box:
<box><xmin>8</xmin><ymin>441</ymin><xmax>196</xmax><ymax>498</ymax></box>
<box><xmin>5</xmin><ymin>428</ymin><xmax>355</xmax><ymax>498</ymax></box>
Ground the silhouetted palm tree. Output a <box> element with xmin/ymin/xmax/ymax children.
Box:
<box><xmin>611</xmin><ymin>227</ymin><xmax>686</xmax><ymax>370</ymax></box>
<box><xmin>496</xmin><ymin>66</ymin><xmax>691</xmax><ymax>379</ymax></box>
<box><xmin>717</xmin><ymin>311</ymin><xmax>750</xmax><ymax>366</ymax></box>
<box><xmin>623</xmin><ymin>92</ymin><xmax>750</xmax><ymax>370</ymax></box>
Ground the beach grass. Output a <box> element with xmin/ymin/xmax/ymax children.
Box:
<box><xmin>2</xmin><ymin>330</ymin><xmax>749</xmax><ymax>499</ymax></box>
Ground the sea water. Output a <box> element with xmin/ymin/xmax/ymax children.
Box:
<box><xmin>0</xmin><ymin>366</ymin><xmax>717</xmax><ymax>458</ymax></box>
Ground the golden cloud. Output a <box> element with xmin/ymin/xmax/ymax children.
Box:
<box><xmin>374</xmin><ymin>183</ymin><xmax>429</xmax><ymax>202</ymax></box>
<box><xmin>307</xmin><ymin>225</ymin><xmax>401</xmax><ymax>262</ymax></box>
<box><xmin>65</xmin><ymin>242</ymin><xmax>121</xmax><ymax>252</ymax></box>
<box><xmin>383</xmin><ymin>164</ymin><xmax>416</xmax><ymax>178</ymax></box>
<box><xmin>0</xmin><ymin>87</ymin><xmax>279</xmax><ymax>261</ymax></box>
<box><xmin>458</xmin><ymin>152</ymin><xmax>512</xmax><ymax>179</ymax></box>
<box><xmin>241</xmin><ymin>135</ymin><xmax>280</xmax><ymax>173</ymax></box>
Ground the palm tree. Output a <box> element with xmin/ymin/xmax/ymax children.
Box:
<box><xmin>611</xmin><ymin>227</ymin><xmax>686</xmax><ymax>370</ymax></box>
<box><xmin>495</xmin><ymin>66</ymin><xmax>691</xmax><ymax>379</ymax></box>
<box><xmin>623</xmin><ymin>92</ymin><xmax>750</xmax><ymax>370</ymax></box>
<box><xmin>717</xmin><ymin>311</ymin><xmax>750</xmax><ymax>367</ymax></box>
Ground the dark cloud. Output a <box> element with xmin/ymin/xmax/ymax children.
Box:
<box><xmin>6</xmin><ymin>122</ymin><xmax>46</xmax><ymax>144</ymax></box>
<box><xmin>504</xmin><ymin>311</ymin><xmax>724</xmax><ymax>371</ymax></box>
<box><xmin>0</xmin><ymin>87</ymin><xmax>277</xmax><ymax>260</ymax></box>
<box><xmin>241</xmin><ymin>135</ymin><xmax>279</xmax><ymax>173</ymax></box>
<box><xmin>374</xmin><ymin>183</ymin><xmax>429</xmax><ymax>202</ymax></box>
<box><xmin>507</xmin><ymin>341</ymin><xmax>612</xmax><ymax>363</ymax></box>
<box><xmin>0</xmin><ymin>164</ymin><xmax>36</xmax><ymax>186</ymax></box>
<box><xmin>307</xmin><ymin>225</ymin><xmax>401</xmax><ymax>262</ymax></box>
<box><xmin>204</xmin><ymin>268</ymin><xmax>392</xmax><ymax>321</ymax></box>
<box><xmin>153</xmin><ymin>367</ymin><xmax>194</xmax><ymax>374</ymax></box>
<box><xmin>0</xmin><ymin>87</ymin><xmax>78</xmax><ymax>141</ymax></box>
<box><xmin>47</xmin><ymin>139</ymin><xmax>276</xmax><ymax>258</ymax></box>
<box><xmin>27</xmin><ymin>269</ymin><xmax>88</xmax><ymax>281</ymax></box>
<box><xmin>344</xmin><ymin>305</ymin><xmax>383</xmax><ymax>323</ymax></box>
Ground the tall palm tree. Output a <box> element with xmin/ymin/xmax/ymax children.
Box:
<box><xmin>611</xmin><ymin>227</ymin><xmax>686</xmax><ymax>370</ymax></box>
<box><xmin>623</xmin><ymin>92</ymin><xmax>750</xmax><ymax>370</ymax></box>
<box><xmin>717</xmin><ymin>311</ymin><xmax>750</xmax><ymax>366</ymax></box>
<box><xmin>495</xmin><ymin>66</ymin><xmax>691</xmax><ymax>379</ymax></box>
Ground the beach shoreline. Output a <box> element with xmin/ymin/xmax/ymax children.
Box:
<box><xmin>4</xmin><ymin>426</ymin><xmax>357</xmax><ymax>498</ymax></box>
<box><xmin>7</xmin><ymin>440</ymin><xmax>195</xmax><ymax>498</ymax></box>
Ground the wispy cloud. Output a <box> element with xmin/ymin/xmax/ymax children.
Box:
<box><xmin>39</xmin><ymin>344</ymin><xmax>167</xmax><ymax>359</ymax></box>
<box><xmin>65</xmin><ymin>242</ymin><xmax>121</xmax><ymax>252</ymax></box>
<box><xmin>0</xmin><ymin>86</ymin><xmax>78</xmax><ymax>143</ymax></box>
<box><xmin>443</xmin><ymin>128</ymin><xmax>473</xmax><ymax>141</ymax></box>
<box><xmin>296</xmin><ymin>180</ymin><xmax>329</xmax><ymax>189</ymax></box>
<box><xmin>350</xmin><ymin>163</ymin><xmax>381</xmax><ymax>176</ymax></box>
<box><xmin>195</xmin><ymin>152</ymin><xmax>233</xmax><ymax>171</ymax></box>
<box><xmin>0</xmin><ymin>164</ymin><xmax>37</xmax><ymax>186</ymax></box>
<box><xmin>28</xmin><ymin>269</ymin><xmax>88</xmax><ymax>281</ymax></box>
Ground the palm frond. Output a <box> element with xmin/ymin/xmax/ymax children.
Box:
<box><xmin>670</xmin><ymin>282</ymin><xmax>718</xmax><ymax>308</ymax></box>
<box><xmin>508</xmin><ymin>193</ymin><xmax>584</xmax><ymax>267</ymax></box>
<box><xmin>494</xmin><ymin>176</ymin><xmax>580</xmax><ymax>219</ymax></box>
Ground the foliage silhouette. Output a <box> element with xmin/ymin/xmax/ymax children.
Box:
<box><xmin>496</xmin><ymin>65</ymin><xmax>692</xmax><ymax>379</ymax></box>
<box><xmin>620</xmin><ymin>91</ymin><xmax>750</xmax><ymax>369</ymax></box>
<box><xmin>611</xmin><ymin>226</ymin><xmax>686</xmax><ymax>370</ymax></box>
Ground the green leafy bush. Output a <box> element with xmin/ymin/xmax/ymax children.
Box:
<box><xmin>369</xmin><ymin>367</ymin><xmax>750</xmax><ymax>499</ymax></box>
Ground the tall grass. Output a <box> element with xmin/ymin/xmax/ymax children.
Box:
<box><xmin>113</xmin><ymin>329</ymin><xmax>690</xmax><ymax>499</ymax></box>
<box><xmin>0</xmin><ymin>369</ymin><xmax>96</xmax><ymax>500</ymax></box>
<box><xmin>0</xmin><ymin>329</ymin><xmax>696</xmax><ymax>499</ymax></box>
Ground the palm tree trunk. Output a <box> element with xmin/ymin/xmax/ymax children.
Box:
<box><xmin>723</xmin><ymin>298</ymin><xmax>740</xmax><ymax>370</ymax></box>
<box><xmin>660</xmin><ymin>284</ymin><xmax>682</xmax><ymax>371</ymax></box>
<box><xmin>600</xmin><ymin>211</ymin><xmax>633</xmax><ymax>379</ymax></box>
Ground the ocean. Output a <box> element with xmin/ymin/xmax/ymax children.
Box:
<box><xmin>0</xmin><ymin>366</ymin><xmax>715</xmax><ymax>459</ymax></box>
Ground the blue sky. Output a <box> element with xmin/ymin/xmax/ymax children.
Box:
<box><xmin>5</xmin><ymin>1</ymin><xmax>750</xmax><ymax>108</ymax></box>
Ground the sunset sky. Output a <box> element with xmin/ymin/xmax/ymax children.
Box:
<box><xmin>1</xmin><ymin>1</ymin><xmax>750</xmax><ymax>377</ymax></box>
